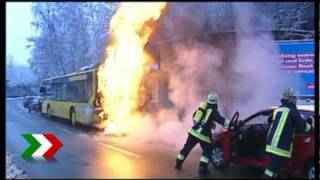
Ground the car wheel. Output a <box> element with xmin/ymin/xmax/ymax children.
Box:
<box><xmin>211</xmin><ymin>144</ymin><xmax>226</xmax><ymax>170</ymax></box>
<box><xmin>70</xmin><ymin>109</ymin><xmax>76</xmax><ymax>127</ymax></box>
<box><xmin>304</xmin><ymin>160</ymin><xmax>314</xmax><ymax>179</ymax></box>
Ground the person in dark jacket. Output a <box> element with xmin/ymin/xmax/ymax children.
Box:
<box><xmin>175</xmin><ymin>91</ymin><xmax>231</xmax><ymax>176</ymax></box>
<box><xmin>264</xmin><ymin>88</ymin><xmax>314</xmax><ymax>178</ymax></box>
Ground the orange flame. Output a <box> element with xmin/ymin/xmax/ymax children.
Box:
<box><xmin>97</xmin><ymin>2</ymin><xmax>167</xmax><ymax>134</ymax></box>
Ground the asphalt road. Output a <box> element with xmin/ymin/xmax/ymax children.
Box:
<box><xmin>6</xmin><ymin>99</ymin><xmax>263</xmax><ymax>179</ymax></box>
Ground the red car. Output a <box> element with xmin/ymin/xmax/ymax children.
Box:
<box><xmin>211</xmin><ymin>105</ymin><xmax>315</xmax><ymax>179</ymax></box>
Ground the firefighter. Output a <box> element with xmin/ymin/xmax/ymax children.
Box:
<box><xmin>264</xmin><ymin>88</ymin><xmax>314</xmax><ymax>178</ymax></box>
<box><xmin>175</xmin><ymin>91</ymin><xmax>231</xmax><ymax>176</ymax></box>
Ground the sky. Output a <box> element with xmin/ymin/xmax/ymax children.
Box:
<box><xmin>6</xmin><ymin>2</ymin><xmax>34</xmax><ymax>66</ymax></box>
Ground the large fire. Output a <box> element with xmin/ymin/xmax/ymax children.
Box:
<box><xmin>97</xmin><ymin>2</ymin><xmax>167</xmax><ymax>134</ymax></box>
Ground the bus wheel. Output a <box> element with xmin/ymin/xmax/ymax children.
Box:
<box><xmin>47</xmin><ymin>105</ymin><xmax>52</xmax><ymax>119</ymax></box>
<box><xmin>70</xmin><ymin>109</ymin><xmax>76</xmax><ymax>127</ymax></box>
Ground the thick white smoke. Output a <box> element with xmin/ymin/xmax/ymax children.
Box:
<box><xmin>123</xmin><ymin>3</ymin><xmax>298</xmax><ymax>149</ymax></box>
<box><xmin>228</xmin><ymin>3</ymin><xmax>296</xmax><ymax>117</ymax></box>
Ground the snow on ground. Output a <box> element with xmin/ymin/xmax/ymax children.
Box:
<box><xmin>6</xmin><ymin>152</ymin><xmax>29</xmax><ymax>179</ymax></box>
<box><xmin>6</xmin><ymin>97</ymin><xmax>25</xmax><ymax>100</ymax></box>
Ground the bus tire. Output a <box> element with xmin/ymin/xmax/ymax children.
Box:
<box><xmin>47</xmin><ymin>105</ymin><xmax>52</xmax><ymax>119</ymax></box>
<box><xmin>70</xmin><ymin>108</ymin><xmax>76</xmax><ymax>127</ymax></box>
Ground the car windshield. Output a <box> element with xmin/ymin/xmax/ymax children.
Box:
<box><xmin>243</xmin><ymin>108</ymin><xmax>314</xmax><ymax>128</ymax></box>
<box><xmin>244</xmin><ymin>112</ymin><xmax>271</xmax><ymax>125</ymax></box>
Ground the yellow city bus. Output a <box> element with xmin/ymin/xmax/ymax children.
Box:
<box><xmin>40</xmin><ymin>62</ymin><xmax>164</xmax><ymax>127</ymax></box>
<box><xmin>40</xmin><ymin>65</ymin><xmax>105</xmax><ymax>127</ymax></box>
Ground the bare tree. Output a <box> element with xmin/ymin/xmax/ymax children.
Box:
<box><xmin>206</xmin><ymin>2</ymin><xmax>314</xmax><ymax>39</ymax></box>
<box><xmin>7</xmin><ymin>55</ymin><xmax>37</xmax><ymax>86</ymax></box>
<box><xmin>27</xmin><ymin>2</ymin><xmax>117</xmax><ymax>81</ymax></box>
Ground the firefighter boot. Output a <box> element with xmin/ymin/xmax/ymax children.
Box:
<box><xmin>175</xmin><ymin>159</ymin><xmax>183</xmax><ymax>170</ymax></box>
<box><xmin>199</xmin><ymin>163</ymin><xmax>210</xmax><ymax>177</ymax></box>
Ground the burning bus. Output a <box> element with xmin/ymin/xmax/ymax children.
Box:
<box><xmin>39</xmin><ymin>3</ymin><xmax>169</xmax><ymax>133</ymax></box>
<box><xmin>40</xmin><ymin>60</ymin><xmax>167</xmax><ymax>129</ymax></box>
<box><xmin>40</xmin><ymin>64</ymin><xmax>105</xmax><ymax>128</ymax></box>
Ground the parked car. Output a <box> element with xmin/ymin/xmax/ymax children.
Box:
<box><xmin>211</xmin><ymin>104</ymin><xmax>315</xmax><ymax>179</ymax></box>
<box><xmin>23</xmin><ymin>96</ymin><xmax>34</xmax><ymax>108</ymax></box>
<box><xmin>28</xmin><ymin>96</ymin><xmax>43</xmax><ymax>113</ymax></box>
<box><xmin>23</xmin><ymin>96</ymin><xmax>43</xmax><ymax>113</ymax></box>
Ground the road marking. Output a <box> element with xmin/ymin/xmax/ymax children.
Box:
<box><xmin>56</xmin><ymin>127</ymin><xmax>74</xmax><ymax>135</ymax></box>
<box><xmin>98</xmin><ymin>142</ymin><xmax>141</xmax><ymax>158</ymax></box>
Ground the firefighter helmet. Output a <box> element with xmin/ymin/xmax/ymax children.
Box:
<box><xmin>282</xmin><ymin>88</ymin><xmax>297</xmax><ymax>100</ymax></box>
<box><xmin>207</xmin><ymin>92</ymin><xmax>218</xmax><ymax>104</ymax></box>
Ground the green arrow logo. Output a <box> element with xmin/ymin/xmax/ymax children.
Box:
<box><xmin>22</xmin><ymin>134</ymin><xmax>41</xmax><ymax>159</ymax></box>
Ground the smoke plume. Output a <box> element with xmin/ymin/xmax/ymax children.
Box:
<box><xmin>124</xmin><ymin>3</ymin><xmax>298</xmax><ymax>149</ymax></box>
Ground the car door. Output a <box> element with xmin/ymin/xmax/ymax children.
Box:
<box><xmin>235</xmin><ymin>110</ymin><xmax>272</xmax><ymax>167</ymax></box>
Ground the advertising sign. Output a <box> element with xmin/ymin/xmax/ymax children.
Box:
<box><xmin>277</xmin><ymin>41</ymin><xmax>314</xmax><ymax>95</ymax></box>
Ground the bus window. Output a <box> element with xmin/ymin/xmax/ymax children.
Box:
<box><xmin>48</xmin><ymin>83</ymin><xmax>59</xmax><ymax>100</ymax></box>
<box><xmin>61</xmin><ymin>84</ymin><xmax>68</xmax><ymax>101</ymax></box>
<box><xmin>84</xmin><ymin>73</ymin><xmax>93</xmax><ymax>101</ymax></box>
<box><xmin>65</xmin><ymin>72</ymin><xmax>93</xmax><ymax>102</ymax></box>
<box><xmin>76</xmin><ymin>81</ymin><xmax>85</xmax><ymax>101</ymax></box>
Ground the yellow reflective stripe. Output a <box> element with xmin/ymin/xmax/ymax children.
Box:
<box><xmin>194</xmin><ymin>111</ymin><xmax>203</xmax><ymax>122</ymax></box>
<box><xmin>267</xmin><ymin>109</ymin><xmax>279</xmax><ymax>138</ymax></box>
<box><xmin>177</xmin><ymin>154</ymin><xmax>184</xmax><ymax>160</ymax></box>
<box><xmin>267</xmin><ymin>108</ymin><xmax>283</xmax><ymax>141</ymax></box>
<box><xmin>195</xmin><ymin>127</ymin><xmax>203</xmax><ymax>134</ymax></box>
<box><xmin>266</xmin><ymin>145</ymin><xmax>291</xmax><ymax>158</ymax></box>
<box><xmin>200</xmin><ymin>156</ymin><xmax>210</xmax><ymax>163</ymax></box>
<box><xmin>267</xmin><ymin>123</ymin><xmax>273</xmax><ymax>138</ymax></box>
<box><xmin>272</xmin><ymin>109</ymin><xmax>278</xmax><ymax>120</ymax></box>
<box><xmin>224</xmin><ymin>118</ymin><xmax>230</xmax><ymax>127</ymax></box>
<box><xmin>264</xmin><ymin>169</ymin><xmax>273</xmax><ymax>177</ymax></box>
<box><xmin>273</xmin><ymin>109</ymin><xmax>289</xmax><ymax>146</ymax></box>
<box><xmin>203</xmin><ymin>109</ymin><xmax>212</xmax><ymax>123</ymax></box>
<box><xmin>271</xmin><ymin>108</ymin><xmax>289</xmax><ymax>146</ymax></box>
<box><xmin>305</xmin><ymin>123</ymin><xmax>311</xmax><ymax>132</ymax></box>
<box><xmin>189</xmin><ymin>130</ymin><xmax>211</xmax><ymax>143</ymax></box>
